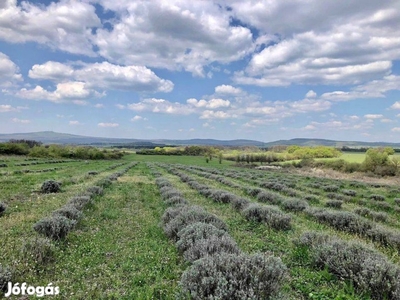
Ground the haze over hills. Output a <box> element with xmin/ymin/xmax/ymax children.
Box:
<box><xmin>1</xmin><ymin>131</ymin><xmax>400</xmax><ymax>148</ymax></box>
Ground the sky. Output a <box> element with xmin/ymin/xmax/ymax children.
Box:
<box><xmin>0</xmin><ymin>0</ymin><xmax>400</xmax><ymax>142</ymax></box>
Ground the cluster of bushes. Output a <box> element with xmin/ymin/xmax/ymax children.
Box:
<box><xmin>291</xmin><ymin>148</ymin><xmax>399</xmax><ymax>177</ymax></box>
<box><xmin>305</xmin><ymin>208</ymin><xmax>400</xmax><ymax>250</ymax></box>
<box><xmin>0</xmin><ymin>141</ymin><xmax>124</xmax><ymax>160</ymax></box>
<box><xmin>295</xmin><ymin>231</ymin><xmax>400</xmax><ymax>299</ymax></box>
<box><xmin>149</xmin><ymin>167</ymin><xmax>287</xmax><ymax>299</ymax></box>
<box><xmin>137</xmin><ymin>145</ymin><xmax>219</xmax><ymax>157</ymax></box>
<box><xmin>165</xmin><ymin>166</ymin><xmax>292</xmax><ymax>231</ymax></box>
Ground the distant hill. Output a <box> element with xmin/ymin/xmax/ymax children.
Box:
<box><xmin>0</xmin><ymin>131</ymin><xmax>265</xmax><ymax>147</ymax></box>
<box><xmin>0</xmin><ymin>132</ymin><xmax>399</xmax><ymax>148</ymax></box>
<box><xmin>264</xmin><ymin>138</ymin><xmax>400</xmax><ymax>148</ymax></box>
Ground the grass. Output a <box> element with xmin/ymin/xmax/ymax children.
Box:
<box><xmin>1</xmin><ymin>154</ymin><xmax>400</xmax><ymax>299</ymax></box>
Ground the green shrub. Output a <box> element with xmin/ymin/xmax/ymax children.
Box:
<box><xmin>303</xmin><ymin>195</ymin><xmax>320</xmax><ymax>204</ymax></box>
<box><xmin>342</xmin><ymin>189</ymin><xmax>357</xmax><ymax>197</ymax></box>
<box><xmin>325</xmin><ymin>200</ymin><xmax>343</xmax><ymax>209</ymax></box>
<box><xmin>370</xmin><ymin>194</ymin><xmax>385</xmax><ymax>201</ymax></box>
<box><xmin>323</xmin><ymin>185</ymin><xmax>340</xmax><ymax>192</ymax></box>
<box><xmin>242</xmin><ymin>204</ymin><xmax>291</xmax><ymax>230</ymax></box>
<box><xmin>257</xmin><ymin>191</ymin><xmax>282</xmax><ymax>205</ymax></box>
<box><xmin>370</xmin><ymin>211</ymin><xmax>388</xmax><ymax>223</ymax></box>
<box><xmin>163</xmin><ymin>206</ymin><xmax>227</xmax><ymax>241</ymax></box>
<box><xmin>210</xmin><ymin>190</ymin><xmax>237</xmax><ymax>203</ymax></box>
<box><xmin>86</xmin><ymin>186</ymin><xmax>104</xmax><ymax>196</ymax></box>
<box><xmin>0</xmin><ymin>202</ymin><xmax>6</xmax><ymax>217</ymax></box>
<box><xmin>21</xmin><ymin>237</ymin><xmax>55</xmax><ymax>264</ymax></box>
<box><xmin>165</xmin><ymin>196</ymin><xmax>188</xmax><ymax>206</ymax></box>
<box><xmin>306</xmin><ymin>208</ymin><xmax>372</xmax><ymax>235</ymax></box>
<box><xmin>33</xmin><ymin>215</ymin><xmax>76</xmax><ymax>240</ymax></box>
<box><xmin>40</xmin><ymin>180</ymin><xmax>61</xmax><ymax>193</ymax></box>
<box><xmin>296</xmin><ymin>231</ymin><xmax>400</xmax><ymax>299</ymax></box>
<box><xmin>314</xmin><ymin>239</ymin><xmax>400</xmax><ymax>299</ymax></box>
<box><xmin>87</xmin><ymin>171</ymin><xmax>98</xmax><ymax>175</ymax></box>
<box><xmin>231</xmin><ymin>197</ymin><xmax>250</xmax><ymax>211</ymax></box>
<box><xmin>53</xmin><ymin>205</ymin><xmax>82</xmax><ymax>221</ymax></box>
<box><xmin>246</xmin><ymin>187</ymin><xmax>263</xmax><ymax>197</ymax></box>
<box><xmin>394</xmin><ymin>198</ymin><xmax>400</xmax><ymax>206</ymax></box>
<box><xmin>0</xmin><ymin>265</ymin><xmax>12</xmax><ymax>292</ymax></box>
<box><xmin>282</xmin><ymin>199</ymin><xmax>308</xmax><ymax>212</ymax></box>
<box><xmin>176</xmin><ymin>222</ymin><xmax>228</xmax><ymax>254</ymax></box>
<box><xmin>354</xmin><ymin>207</ymin><xmax>371</xmax><ymax>217</ymax></box>
<box><xmin>182</xmin><ymin>235</ymin><xmax>241</xmax><ymax>263</ymax></box>
<box><xmin>68</xmin><ymin>196</ymin><xmax>92</xmax><ymax>210</ymax></box>
<box><xmin>178</xmin><ymin>253</ymin><xmax>287</xmax><ymax>300</ymax></box>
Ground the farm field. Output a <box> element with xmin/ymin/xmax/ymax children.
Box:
<box><xmin>1</xmin><ymin>154</ymin><xmax>400</xmax><ymax>299</ymax></box>
<box><xmin>279</xmin><ymin>152</ymin><xmax>400</xmax><ymax>165</ymax></box>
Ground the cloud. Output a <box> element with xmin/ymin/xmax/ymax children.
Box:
<box><xmin>391</xmin><ymin>127</ymin><xmax>400</xmax><ymax>132</ymax></box>
<box><xmin>16</xmin><ymin>82</ymin><xmax>100</xmax><ymax>103</ymax></box>
<box><xmin>131</xmin><ymin>115</ymin><xmax>147</xmax><ymax>121</ymax></box>
<box><xmin>200</xmin><ymin>110</ymin><xmax>232</xmax><ymax>119</ymax></box>
<box><xmin>231</xmin><ymin>0</ymin><xmax>400</xmax><ymax>87</ymax></box>
<box><xmin>98</xmin><ymin>122</ymin><xmax>119</xmax><ymax>127</ymax></box>
<box><xmin>0</xmin><ymin>0</ymin><xmax>100</xmax><ymax>55</ymax></box>
<box><xmin>0</xmin><ymin>104</ymin><xmax>27</xmax><ymax>112</ymax></box>
<box><xmin>187</xmin><ymin>98</ymin><xmax>230</xmax><ymax>109</ymax></box>
<box><xmin>12</xmin><ymin>117</ymin><xmax>30</xmax><ymax>123</ymax></box>
<box><xmin>94</xmin><ymin>103</ymin><xmax>104</xmax><ymax>108</ymax></box>
<box><xmin>0</xmin><ymin>52</ymin><xmax>22</xmax><ymax>87</ymax></box>
<box><xmin>69</xmin><ymin>120</ymin><xmax>81</xmax><ymax>125</ymax></box>
<box><xmin>305</xmin><ymin>90</ymin><xmax>317</xmax><ymax>98</ymax></box>
<box><xmin>93</xmin><ymin>0</ymin><xmax>254</xmax><ymax>76</ymax></box>
<box><xmin>364</xmin><ymin>114</ymin><xmax>383</xmax><ymax>119</ymax></box>
<box><xmin>390</xmin><ymin>101</ymin><xmax>400</xmax><ymax>109</ymax></box>
<box><xmin>215</xmin><ymin>85</ymin><xmax>242</xmax><ymax>95</ymax></box>
<box><xmin>127</xmin><ymin>98</ymin><xmax>195</xmax><ymax>115</ymax></box>
<box><xmin>29</xmin><ymin>61</ymin><xmax>174</xmax><ymax>93</ymax></box>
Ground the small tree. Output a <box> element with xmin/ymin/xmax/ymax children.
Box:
<box><xmin>362</xmin><ymin>148</ymin><xmax>389</xmax><ymax>172</ymax></box>
<box><xmin>218</xmin><ymin>152</ymin><xmax>223</xmax><ymax>164</ymax></box>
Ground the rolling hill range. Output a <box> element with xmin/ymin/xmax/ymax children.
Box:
<box><xmin>1</xmin><ymin>131</ymin><xmax>400</xmax><ymax>148</ymax></box>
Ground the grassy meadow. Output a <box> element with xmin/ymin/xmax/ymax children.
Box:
<box><xmin>1</xmin><ymin>153</ymin><xmax>400</xmax><ymax>299</ymax></box>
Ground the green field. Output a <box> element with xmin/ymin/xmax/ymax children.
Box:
<box><xmin>1</xmin><ymin>154</ymin><xmax>400</xmax><ymax>299</ymax></box>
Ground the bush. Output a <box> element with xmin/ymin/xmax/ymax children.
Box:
<box><xmin>86</xmin><ymin>186</ymin><xmax>104</xmax><ymax>196</ymax></box>
<box><xmin>242</xmin><ymin>204</ymin><xmax>291</xmax><ymax>230</ymax></box>
<box><xmin>176</xmin><ymin>222</ymin><xmax>228</xmax><ymax>253</ymax></box>
<box><xmin>314</xmin><ymin>239</ymin><xmax>400</xmax><ymax>299</ymax></box>
<box><xmin>231</xmin><ymin>197</ymin><xmax>250</xmax><ymax>211</ymax></box>
<box><xmin>53</xmin><ymin>205</ymin><xmax>82</xmax><ymax>221</ymax></box>
<box><xmin>370</xmin><ymin>211</ymin><xmax>388</xmax><ymax>223</ymax></box>
<box><xmin>87</xmin><ymin>171</ymin><xmax>98</xmax><ymax>175</ymax></box>
<box><xmin>68</xmin><ymin>196</ymin><xmax>92</xmax><ymax>210</ymax></box>
<box><xmin>178</xmin><ymin>253</ymin><xmax>287</xmax><ymax>300</ymax></box>
<box><xmin>40</xmin><ymin>180</ymin><xmax>61</xmax><ymax>193</ymax></box>
<box><xmin>282</xmin><ymin>199</ymin><xmax>309</xmax><ymax>212</ymax></box>
<box><xmin>257</xmin><ymin>191</ymin><xmax>282</xmax><ymax>205</ymax></box>
<box><xmin>0</xmin><ymin>163</ymin><xmax>7</xmax><ymax>167</ymax></box>
<box><xmin>165</xmin><ymin>196</ymin><xmax>188</xmax><ymax>206</ymax></box>
<box><xmin>395</xmin><ymin>198</ymin><xmax>400</xmax><ymax>206</ymax></box>
<box><xmin>0</xmin><ymin>202</ymin><xmax>6</xmax><ymax>217</ymax></box>
<box><xmin>183</xmin><ymin>235</ymin><xmax>241</xmax><ymax>263</ymax></box>
<box><xmin>210</xmin><ymin>190</ymin><xmax>237</xmax><ymax>203</ymax></box>
<box><xmin>163</xmin><ymin>206</ymin><xmax>227</xmax><ymax>241</ymax></box>
<box><xmin>303</xmin><ymin>195</ymin><xmax>320</xmax><ymax>204</ymax></box>
<box><xmin>323</xmin><ymin>185</ymin><xmax>340</xmax><ymax>192</ymax></box>
<box><xmin>21</xmin><ymin>237</ymin><xmax>55</xmax><ymax>264</ymax></box>
<box><xmin>306</xmin><ymin>208</ymin><xmax>372</xmax><ymax>235</ymax></box>
<box><xmin>342</xmin><ymin>189</ymin><xmax>357</xmax><ymax>197</ymax></box>
<box><xmin>354</xmin><ymin>207</ymin><xmax>371</xmax><ymax>217</ymax></box>
<box><xmin>33</xmin><ymin>215</ymin><xmax>76</xmax><ymax>240</ymax></box>
<box><xmin>0</xmin><ymin>265</ymin><xmax>12</xmax><ymax>292</ymax></box>
<box><xmin>369</xmin><ymin>194</ymin><xmax>385</xmax><ymax>201</ymax></box>
<box><xmin>325</xmin><ymin>200</ymin><xmax>343</xmax><ymax>209</ymax></box>
<box><xmin>246</xmin><ymin>187</ymin><xmax>263</xmax><ymax>197</ymax></box>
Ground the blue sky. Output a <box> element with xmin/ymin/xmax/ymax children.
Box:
<box><xmin>0</xmin><ymin>0</ymin><xmax>400</xmax><ymax>142</ymax></box>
